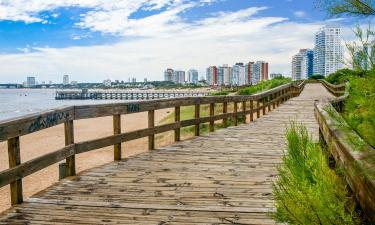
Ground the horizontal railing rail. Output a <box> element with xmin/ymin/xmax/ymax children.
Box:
<box><xmin>316</xmin><ymin>80</ymin><xmax>375</xmax><ymax>222</ymax></box>
<box><xmin>0</xmin><ymin>80</ymin><xmax>305</xmax><ymax>206</ymax></box>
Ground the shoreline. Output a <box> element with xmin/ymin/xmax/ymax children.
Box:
<box><xmin>0</xmin><ymin>108</ymin><xmax>174</xmax><ymax>213</ymax></box>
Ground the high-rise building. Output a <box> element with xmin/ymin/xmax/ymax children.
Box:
<box><xmin>164</xmin><ymin>68</ymin><xmax>174</xmax><ymax>82</ymax></box>
<box><xmin>188</xmin><ymin>69</ymin><xmax>198</xmax><ymax>84</ymax></box>
<box><xmin>63</xmin><ymin>75</ymin><xmax>69</xmax><ymax>85</ymax></box>
<box><xmin>253</xmin><ymin>61</ymin><xmax>268</xmax><ymax>84</ymax></box>
<box><xmin>132</xmin><ymin>77</ymin><xmax>136</xmax><ymax>83</ymax></box>
<box><xmin>232</xmin><ymin>63</ymin><xmax>246</xmax><ymax>86</ymax></box>
<box><xmin>173</xmin><ymin>70</ymin><xmax>185</xmax><ymax>84</ymax></box>
<box><xmin>270</xmin><ymin>73</ymin><xmax>283</xmax><ymax>79</ymax></box>
<box><xmin>218</xmin><ymin>64</ymin><xmax>231</xmax><ymax>85</ymax></box>
<box><xmin>302</xmin><ymin>49</ymin><xmax>314</xmax><ymax>78</ymax></box>
<box><xmin>292</xmin><ymin>49</ymin><xmax>314</xmax><ymax>80</ymax></box>
<box><xmin>26</xmin><ymin>76</ymin><xmax>36</xmax><ymax>87</ymax></box>
<box><xmin>206</xmin><ymin>66</ymin><xmax>218</xmax><ymax>86</ymax></box>
<box><xmin>313</xmin><ymin>25</ymin><xmax>343</xmax><ymax>76</ymax></box>
<box><xmin>245</xmin><ymin>62</ymin><xmax>254</xmax><ymax>84</ymax></box>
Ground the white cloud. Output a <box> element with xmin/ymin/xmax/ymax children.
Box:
<box><xmin>0</xmin><ymin>1</ymin><xmax>356</xmax><ymax>83</ymax></box>
<box><xmin>293</xmin><ymin>10</ymin><xmax>305</xmax><ymax>18</ymax></box>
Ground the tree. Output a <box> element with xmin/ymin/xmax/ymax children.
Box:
<box><xmin>316</xmin><ymin>0</ymin><xmax>375</xmax><ymax>17</ymax></box>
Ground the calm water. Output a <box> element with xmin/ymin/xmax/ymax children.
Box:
<box><xmin>0</xmin><ymin>89</ymin><xmax>130</xmax><ymax>121</ymax></box>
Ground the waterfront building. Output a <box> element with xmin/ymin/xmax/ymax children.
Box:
<box><xmin>252</xmin><ymin>61</ymin><xmax>268</xmax><ymax>84</ymax></box>
<box><xmin>232</xmin><ymin>63</ymin><xmax>246</xmax><ymax>86</ymax></box>
<box><xmin>103</xmin><ymin>79</ymin><xmax>111</xmax><ymax>87</ymax></box>
<box><xmin>173</xmin><ymin>70</ymin><xmax>185</xmax><ymax>84</ymax></box>
<box><xmin>188</xmin><ymin>69</ymin><xmax>199</xmax><ymax>84</ymax></box>
<box><xmin>313</xmin><ymin>25</ymin><xmax>343</xmax><ymax>76</ymax></box>
<box><xmin>206</xmin><ymin>66</ymin><xmax>218</xmax><ymax>86</ymax></box>
<box><xmin>164</xmin><ymin>68</ymin><xmax>174</xmax><ymax>82</ymax></box>
<box><xmin>302</xmin><ymin>49</ymin><xmax>314</xmax><ymax>78</ymax></box>
<box><xmin>292</xmin><ymin>49</ymin><xmax>305</xmax><ymax>80</ymax></box>
<box><xmin>218</xmin><ymin>64</ymin><xmax>231</xmax><ymax>85</ymax></box>
<box><xmin>26</xmin><ymin>76</ymin><xmax>36</xmax><ymax>87</ymax></box>
<box><xmin>245</xmin><ymin>62</ymin><xmax>254</xmax><ymax>84</ymax></box>
<box><xmin>132</xmin><ymin>77</ymin><xmax>137</xmax><ymax>83</ymax></box>
<box><xmin>63</xmin><ymin>75</ymin><xmax>69</xmax><ymax>85</ymax></box>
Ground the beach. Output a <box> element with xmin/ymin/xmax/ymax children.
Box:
<box><xmin>0</xmin><ymin>108</ymin><xmax>174</xmax><ymax>212</ymax></box>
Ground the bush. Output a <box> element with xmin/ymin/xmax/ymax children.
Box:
<box><xmin>210</xmin><ymin>91</ymin><xmax>229</xmax><ymax>96</ymax></box>
<box><xmin>237</xmin><ymin>77</ymin><xmax>291</xmax><ymax>95</ymax></box>
<box><xmin>343</xmin><ymin>71</ymin><xmax>375</xmax><ymax>148</ymax></box>
<box><xmin>273</xmin><ymin>123</ymin><xmax>358</xmax><ymax>225</ymax></box>
<box><xmin>325</xmin><ymin>68</ymin><xmax>366</xmax><ymax>84</ymax></box>
<box><xmin>309</xmin><ymin>74</ymin><xmax>325</xmax><ymax>80</ymax></box>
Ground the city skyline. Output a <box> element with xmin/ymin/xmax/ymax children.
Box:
<box><xmin>0</xmin><ymin>1</ymin><xmax>364</xmax><ymax>83</ymax></box>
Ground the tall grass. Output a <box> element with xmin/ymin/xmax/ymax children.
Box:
<box><xmin>237</xmin><ymin>77</ymin><xmax>291</xmax><ymax>95</ymax></box>
<box><xmin>273</xmin><ymin>122</ymin><xmax>359</xmax><ymax>225</ymax></box>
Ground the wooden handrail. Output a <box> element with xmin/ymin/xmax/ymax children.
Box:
<box><xmin>0</xmin><ymin>80</ymin><xmax>305</xmax><ymax>206</ymax></box>
<box><xmin>316</xmin><ymin>81</ymin><xmax>375</xmax><ymax>222</ymax></box>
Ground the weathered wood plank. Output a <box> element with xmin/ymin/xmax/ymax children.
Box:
<box><xmin>113</xmin><ymin>114</ymin><xmax>122</xmax><ymax>160</ymax></box>
<box><xmin>7</xmin><ymin>137</ymin><xmax>23</xmax><ymax>205</ymax></box>
<box><xmin>64</xmin><ymin>120</ymin><xmax>75</xmax><ymax>176</ymax></box>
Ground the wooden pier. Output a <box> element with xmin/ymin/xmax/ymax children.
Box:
<box><xmin>1</xmin><ymin>81</ymin><xmax>361</xmax><ymax>224</ymax></box>
<box><xmin>55</xmin><ymin>89</ymin><xmax>210</xmax><ymax>100</ymax></box>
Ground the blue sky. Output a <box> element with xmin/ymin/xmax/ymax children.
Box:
<box><xmin>0</xmin><ymin>0</ymin><xmax>366</xmax><ymax>83</ymax></box>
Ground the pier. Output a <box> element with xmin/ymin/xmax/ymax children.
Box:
<box><xmin>55</xmin><ymin>89</ymin><xmax>210</xmax><ymax>100</ymax></box>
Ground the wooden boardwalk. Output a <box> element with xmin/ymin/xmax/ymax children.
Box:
<box><xmin>0</xmin><ymin>84</ymin><xmax>333</xmax><ymax>224</ymax></box>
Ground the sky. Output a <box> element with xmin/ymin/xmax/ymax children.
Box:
<box><xmin>0</xmin><ymin>0</ymin><xmax>368</xmax><ymax>83</ymax></box>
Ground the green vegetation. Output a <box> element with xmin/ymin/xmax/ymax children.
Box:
<box><xmin>210</xmin><ymin>91</ymin><xmax>229</xmax><ymax>96</ymax></box>
<box><xmin>237</xmin><ymin>77</ymin><xmax>291</xmax><ymax>95</ymax></box>
<box><xmin>273</xmin><ymin>123</ymin><xmax>359</xmax><ymax>225</ymax></box>
<box><xmin>316</xmin><ymin>0</ymin><xmax>375</xmax><ymax>17</ymax></box>
<box><xmin>309</xmin><ymin>74</ymin><xmax>325</xmax><ymax>80</ymax></box>
<box><xmin>325</xmin><ymin>68</ymin><xmax>375</xmax><ymax>148</ymax></box>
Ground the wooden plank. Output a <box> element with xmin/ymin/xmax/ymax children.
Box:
<box><xmin>267</xmin><ymin>96</ymin><xmax>271</xmax><ymax>111</ymax></box>
<box><xmin>64</xmin><ymin>120</ymin><xmax>75</xmax><ymax>176</ymax></box>
<box><xmin>148</xmin><ymin>110</ymin><xmax>155</xmax><ymax>150</ymax></box>
<box><xmin>257</xmin><ymin>100</ymin><xmax>260</xmax><ymax>118</ymax></box>
<box><xmin>113</xmin><ymin>114</ymin><xmax>121</xmax><ymax>160</ymax></box>
<box><xmin>194</xmin><ymin>104</ymin><xmax>200</xmax><ymax>136</ymax></box>
<box><xmin>174</xmin><ymin>106</ymin><xmax>180</xmax><ymax>142</ymax></box>
<box><xmin>209</xmin><ymin>103</ymin><xmax>214</xmax><ymax>132</ymax></box>
<box><xmin>262</xmin><ymin>98</ymin><xmax>266</xmax><ymax>115</ymax></box>
<box><xmin>7</xmin><ymin>137</ymin><xmax>23</xmax><ymax>205</ymax></box>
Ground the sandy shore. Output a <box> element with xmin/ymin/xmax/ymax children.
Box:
<box><xmin>0</xmin><ymin>108</ymin><xmax>174</xmax><ymax>212</ymax></box>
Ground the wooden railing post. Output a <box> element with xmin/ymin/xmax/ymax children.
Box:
<box><xmin>209</xmin><ymin>103</ymin><xmax>214</xmax><ymax>132</ymax></box>
<box><xmin>267</xmin><ymin>95</ymin><xmax>271</xmax><ymax>111</ymax></box>
<box><xmin>223</xmin><ymin>102</ymin><xmax>228</xmax><ymax>128</ymax></box>
<box><xmin>8</xmin><ymin>136</ymin><xmax>23</xmax><ymax>205</ymax></box>
<box><xmin>262</xmin><ymin>98</ymin><xmax>266</xmax><ymax>115</ymax></box>
<box><xmin>250</xmin><ymin>100</ymin><xmax>254</xmax><ymax>122</ymax></box>
<box><xmin>272</xmin><ymin>93</ymin><xmax>276</xmax><ymax>109</ymax></box>
<box><xmin>64</xmin><ymin>120</ymin><xmax>75</xmax><ymax>176</ymax></box>
<box><xmin>148</xmin><ymin>110</ymin><xmax>155</xmax><ymax>150</ymax></box>
<box><xmin>242</xmin><ymin>101</ymin><xmax>246</xmax><ymax>123</ymax></box>
<box><xmin>113</xmin><ymin>114</ymin><xmax>121</xmax><ymax>161</ymax></box>
<box><xmin>234</xmin><ymin>102</ymin><xmax>238</xmax><ymax>126</ymax></box>
<box><xmin>174</xmin><ymin>106</ymin><xmax>180</xmax><ymax>141</ymax></box>
<box><xmin>256</xmin><ymin>99</ymin><xmax>260</xmax><ymax>118</ymax></box>
<box><xmin>194</xmin><ymin>104</ymin><xmax>200</xmax><ymax>136</ymax></box>
<box><xmin>277</xmin><ymin>91</ymin><xmax>280</xmax><ymax>106</ymax></box>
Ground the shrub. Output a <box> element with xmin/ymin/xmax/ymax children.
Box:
<box><xmin>237</xmin><ymin>77</ymin><xmax>291</xmax><ymax>95</ymax></box>
<box><xmin>325</xmin><ymin>68</ymin><xmax>366</xmax><ymax>84</ymax></box>
<box><xmin>210</xmin><ymin>91</ymin><xmax>229</xmax><ymax>96</ymax></box>
<box><xmin>343</xmin><ymin>71</ymin><xmax>375</xmax><ymax>148</ymax></box>
<box><xmin>273</xmin><ymin>123</ymin><xmax>358</xmax><ymax>225</ymax></box>
<box><xmin>309</xmin><ymin>74</ymin><xmax>325</xmax><ymax>80</ymax></box>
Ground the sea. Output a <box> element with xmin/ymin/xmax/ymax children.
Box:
<box><xmin>0</xmin><ymin>89</ymin><xmax>130</xmax><ymax>122</ymax></box>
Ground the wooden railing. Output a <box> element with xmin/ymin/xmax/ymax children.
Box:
<box><xmin>0</xmin><ymin>81</ymin><xmax>305</xmax><ymax>206</ymax></box>
<box><xmin>315</xmin><ymin>80</ymin><xmax>375</xmax><ymax>222</ymax></box>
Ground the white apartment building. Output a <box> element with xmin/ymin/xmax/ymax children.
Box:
<box><xmin>313</xmin><ymin>25</ymin><xmax>343</xmax><ymax>76</ymax></box>
<box><xmin>232</xmin><ymin>63</ymin><xmax>246</xmax><ymax>86</ymax></box>
<box><xmin>187</xmin><ymin>69</ymin><xmax>198</xmax><ymax>84</ymax></box>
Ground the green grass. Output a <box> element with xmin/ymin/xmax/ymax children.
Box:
<box><xmin>273</xmin><ymin>122</ymin><xmax>359</xmax><ymax>225</ymax></box>
<box><xmin>325</xmin><ymin>69</ymin><xmax>375</xmax><ymax>148</ymax></box>
<box><xmin>210</xmin><ymin>91</ymin><xmax>229</xmax><ymax>96</ymax></box>
<box><xmin>237</xmin><ymin>77</ymin><xmax>291</xmax><ymax>95</ymax></box>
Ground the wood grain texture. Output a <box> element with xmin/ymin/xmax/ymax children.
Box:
<box><xmin>0</xmin><ymin>83</ymin><xmax>333</xmax><ymax>224</ymax></box>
